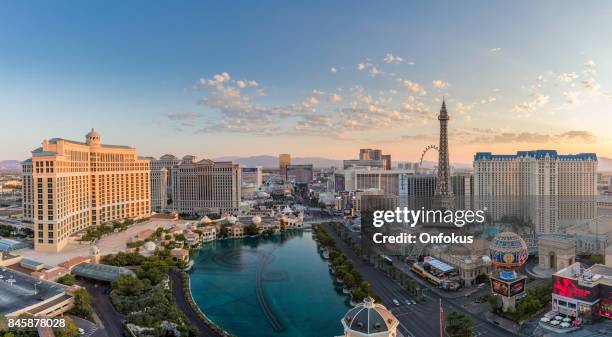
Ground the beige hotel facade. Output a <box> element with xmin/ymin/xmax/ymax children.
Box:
<box><xmin>22</xmin><ymin>129</ymin><xmax>150</xmax><ymax>252</ymax></box>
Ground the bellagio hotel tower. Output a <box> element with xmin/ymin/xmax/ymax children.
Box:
<box><xmin>22</xmin><ymin>129</ymin><xmax>150</xmax><ymax>252</ymax></box>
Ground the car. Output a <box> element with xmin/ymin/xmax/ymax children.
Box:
<box><xmin>411</xmin><ymin>300</ymin><xmax>416</xmax><ymax>305</ymax></box>
<box><xmin>405</xmin><ymin>299</ymin><xmax>411</xmax><ymax>305</ymax></box>
<box><xmin>393</xmin><ymin>299</ymin><xmax>400</xmax><ymax>306</ymax></box>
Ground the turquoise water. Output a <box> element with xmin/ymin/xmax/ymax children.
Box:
<box><xmin>189</xmin><ymin>230</ymin><xmax>350</xmax><ymax>337</ymax></box>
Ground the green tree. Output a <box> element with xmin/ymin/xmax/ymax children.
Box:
<box><xmin>69</xmin><ymin>288</ymin><xmax>93</xmax><ymax>320</ymax></box>
<box><xmin>112</xmin><ymin>274</ymin><xmax>152</xmax><ymax>297</ymax></box>
<box><xmin>488</xmin><ymin>295</ymin><xmax>500</xmax><ymax>312</ymax></box>
<box><xmin>57</xmin><ymin>274</ymin><xmax>76</xmax><ymax>286</ymax></box>
<box><xmin>446</xmin><ymin>311</ymin><xmax>473</xmax><ymax>337</ymax></box>
<box><xmin>244</xmin><ymin>224</ymin><xmax>259</xmax><ymax>236</ymax></box>
<box><xmin>54</xmin><ymin>317</ymin><xmax>79</xmax><ymax>337</ymax></box>
<box><xmin>136</xmin><ymin>257</ymin><xmax>169</xmax><ymax>285</ymax></box>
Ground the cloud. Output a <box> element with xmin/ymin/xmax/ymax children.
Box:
<box><xmin>450</xmin><ymin>128</ymin><xmax>598</xmax><ymax>144</ymax></box>
<box><xmin>584</xmin><ymin>60</ymin><xmax>596</xmax><ymax>67</ymax></box>
<box><xmin>312</xmin><ymin>90</ymin><xmax>325</xmax><ymax>96</ymax></box>
<box><xmin>165</xmin><ymin>112</ymin><xmax>201</xmax><ymax>121</ymax></box>
<box><xmin>558</xmin><ymin>72</ymin><xmax>578</xmax><ymax>83</ymax></box>
<box><xmin>356</xmin><ymin>62</ymin><xmax>384</xmax><ymax>77</ymax></box>
<box><xmin>330</xmin><ymin>67</ymin><xmax>338</xmax><ymax>74</ymax></box>
<box><xmin>432</xmin><ymin>80</ymin><xmax>449</xmax><ymax>89</ymax></box>
<box><xmin>399</xmin><ymin>79</ymin><xmax>427</xmax><ymax>96</ymax></box>
<box><xmin>302</xmin><ymin>97</ymin><xmax>320</xmax><ymax>108</ymax></box>
<box><xmin>383</xmin><ymin>53</ymin><xmax>403</xmax><ymax>64</ymax></box>
<box><xmin>582</xmin><ymin>78</ymin><xmax>599</xmax><ymax>91</ymax></box>
<box><xmin>328</xmin><ymin>93</ymin><xmax>343</xmax><ymax>103</ymax></box>
<box><xmin>203</xmin><ymin>72</ymin><xmax>231</xmax><ymax>86</ymax></box>
<box><xmin>401</xmin><ymin>96</ymin><xmax>430</xmax><ymax>116</ymax></box>
<box><xmin>401</xmin><ymin>133</ymin><xmax>435</xmax><ymax>141</ymax></box>
<box><xmin>562</xmin><ymin>91</ymin><xmax>579</xmax><ymax>106</ymax></box>
<box><xmin>480</xmin><ymin>96</ymin><xmax>497</xmax><ymax>104</ymax></box>
<box><xmin>489</xmin><ymin>48</ymin><xmax>502</xmax><ymax>52</ymax></box>
<box><xmin>558</xmin><ymin>130</ymin><xmax>597</xmax><ymax>142</ymax></box>
<box><xmin>368</xmin><ymin>66</ymin><xmax>381</xmax><ymax>77</ymax></box>
<box><xmin>511</xmin><ymin>94</ymin><xmax>549</xmax><ymax>115</ymax></box>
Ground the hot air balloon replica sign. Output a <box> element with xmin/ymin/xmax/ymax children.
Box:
<box><xmin>489</xmin><ymin>231</ymin><xmax>529</xmax><ymax>312</ymax></box>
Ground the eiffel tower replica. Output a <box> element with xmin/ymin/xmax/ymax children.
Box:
<box><xmin>432</xmin><ymin>99</ymin><xmax>455</xmax><ymax>210</ymax></box>
<box><xmin>405</xmin><ymin>100</ymin><xmax>460</xmax><ymax>261</ymax></box>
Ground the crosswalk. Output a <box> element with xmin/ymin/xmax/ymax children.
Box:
<box><xmin>79</xmin><ymin>323</ymin><xmax>98</xmax><ymax>337</ymax></box>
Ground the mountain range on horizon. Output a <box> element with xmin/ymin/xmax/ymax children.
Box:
<box><xmin>3</xmin><ymin>156</ymin><xmax>612</xmax><ymax>171</ymax></box>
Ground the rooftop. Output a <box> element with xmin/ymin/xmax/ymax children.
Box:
<box><xmin>0</xmin><ymin>268</ymin><xmax>67</xmax><ymax>316</ymax></box>
<box><xmin>474</xmin><ymin>150</ymin><xmax>597</xmax><ymax>161</ymax></box>
<box><xmin>342</xmin><ymin>297</ymin><xmax>397</xmax><ymax>334</ymax></box>
<box><xmin>555</xmin><ymin>262</ymin><xmax>612</xmax><ymax>286</ymax></box>
<box><xmin>71</xmin><ymin>263</ymin><xmax>135</xmax><ymax>282</ymax></box>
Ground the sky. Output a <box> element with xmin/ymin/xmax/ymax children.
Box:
<box><xmin>1</xmin><ymin>1</ymin><xmax>612</xmax><ymax>164</ymax></box>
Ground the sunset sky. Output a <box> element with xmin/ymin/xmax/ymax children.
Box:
<box><xmin>1</xmin><ymin>1</ymin><xmax>612</xmax><ymax>164</ymax></box>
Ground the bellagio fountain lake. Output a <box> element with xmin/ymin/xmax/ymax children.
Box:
<box><xmin>188</xmin><ymin>230</ymin><xmax>351</xmax><ymax>337</ymax></box>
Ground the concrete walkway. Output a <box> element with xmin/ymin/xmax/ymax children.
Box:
<box><xmin>16</xmin><ymin>219</ymin><xmax>179</xmax><ymax>265</ymax></box>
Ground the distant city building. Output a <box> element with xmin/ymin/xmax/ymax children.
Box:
<box><xmin>150</xmin><ymin>154</ymin><xmax>182</xmax><ymax>212</ymax></box>
<box><xmin>22</xmin><ymin>129</ymin><xmax>150</xmax><ymax>252</ymax></box>
<box><xmin>279</xmin><ymin>154</ymin><xmax>291</xmax><ymax>178</ymax></box>
<box><xmin>241</xmin><ymin>166</ymin><xmax>263</xmax><ymax>188</ymax></box>
<box><xmin>360</xmin><ymin>194</ymin><xmax>399</xmax><ymax>255</ymax></box>
<box><xmin>353</xmin><ymin>189</ymin><xmax>384</xmax><ymax>213</ymax></box>
<box><xmin>347</xmin><ymin>148</ymin><xmax>391</xmax><ymax>170</ymax></box>
<box><xmin>381</xmin><ymin>154</ymin><xmax>392</xmax><ymax>170</ymax></box>
<box><xmin>474</xmin><ymin>150</ymin><xmax>597</xmax><ymax>233</ymax></box>
<box><xmin>160</xmin><ymin>155</ymin><xmax>241</xmax><ymax>215</ymax></box>
<box><xmin>399</xmin><ymin>173</ymin><xmax>472</xmax><ymax>210</ymax></box>
<box><xmin>359</xmin><ymin>148</ymin><xmax>379</xmax><ymax>160</ymax></box>
<box><xmin>286</xmin><ymin>164</ymin><xmax>313</xmax><ymax>183</ymax></box>
<box><xmin>342</xmin><ymin>159</ymin><xmax>385</xmax><ymax>170</ymax></box>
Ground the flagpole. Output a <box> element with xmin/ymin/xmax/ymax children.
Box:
<box><xmin>439</xmin><ymin>298</ymin><xmax>444</xmax><ymax>337</ymax></box>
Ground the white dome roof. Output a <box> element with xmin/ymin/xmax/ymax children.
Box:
<box><xmin>227</xmin><ymin>216</ymin><xmax>238</xmax><ymax>224</ymax></box>
<box><xmin>144</xmin><ymin>241</ymin><xmax>157</xmax><ymax>251</ymax></box>
<box><xmin>342</xmin><ymin>297</ymin><xmax>398</xmax><ymax>335</ymax></box>
<box><xmin>252</xmin><ymin>216</ymin><xmax>262</xmax><ymax>224</ymax></box>
<box><xmin>282</xmin><ymin>206</ymin><xmax>292</xmax><ymax>214</ymax></box>
<box><xmin>201</xmin><ymin>216</ymin><xmax>212</xmax><ymax>224</ymax></box>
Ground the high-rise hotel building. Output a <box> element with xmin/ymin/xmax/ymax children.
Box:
<box><xmin>149</xmin><ymin>154</ymin><xmax>182</xmax><ymax>212</ymax></box>
<box><xmin>22</xmin><ymin>129</ymin><xmax>150</xmax><ymax>252</ymax></box>
<box><xmin>149</xmin><ymin>155</ymin><xmax>241</xmax><ymax>215</ymax></box>
<box><xmin>474</xmin><ymin>150</ymin><xmax>597</xmax><ymax>233</ymax></box>
<box><xmin>279</xmin><ymin>154</ymin><xmax>291</xmax><ymax>179</ymax></box>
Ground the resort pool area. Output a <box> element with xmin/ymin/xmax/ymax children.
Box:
<box><xmin>189</xmin><ymin>230</ymin><xmax>350</xmax><ymax>337</ymax></box>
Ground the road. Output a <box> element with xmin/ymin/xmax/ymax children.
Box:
<box><xmin>82</xmin><ymin>282</ymin><xmax>125</xmax><ymax>337</ymax></box>
<box><xmin>322</xmin><ymin>223</ymin><xmax>522</xmax><ymax>337</ymax></box>
<box><xmin>169</xmin><ymin>269</ymin><xmax>221</xmax><ymax>337</ymax></box>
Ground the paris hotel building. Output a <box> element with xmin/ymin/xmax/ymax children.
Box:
<box><xmin>22</xmin><ymin>129</ymin><xmax>150</xmax><ymax>252</ymax></box>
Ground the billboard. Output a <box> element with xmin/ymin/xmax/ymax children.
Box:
<box><xmin>602</xmin><ymin>284</ymin><xmax>612</xmax><ymax>303</ymax></box>
<box><xmin>491</xmin><ymin>277</ymin><xmax>510</xmax><ymax>297</ymax></box>
<box><xmin>509</xmin><ymin>278</ymin><xmax>526</xmax><ymax>297</ymax></box>
<box><xmin>552</xmin><ymin>275</ymin><xmax>599</xmax><ymax>303</ymax></box>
